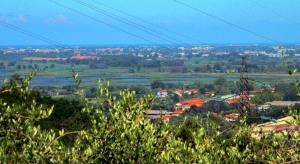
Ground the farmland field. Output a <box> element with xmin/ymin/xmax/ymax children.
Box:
<box><xmin>0</xmin><ymin>60</ymin><xmax>297</xmax><ymax>87</ymax></box>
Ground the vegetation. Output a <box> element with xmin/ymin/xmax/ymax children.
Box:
<box><xmin>251</xmin><ymin>91</ymin><xmax>283</xmax><ymax>105</ymax></box>
<box><xmin>3</xmin><ymin>52</ymin><xmax>300</xmax><ymax>91</ymax></box>
<box><xmin>0</xmin><ymin>72</ymin><xmax>299</xmax><ymax>163</ymax></box>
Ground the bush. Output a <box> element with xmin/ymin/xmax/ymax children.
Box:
<box><xmin>0</xmin><ymin>72</ymin><xmax>299</xmax><ymax>163</ymax></box>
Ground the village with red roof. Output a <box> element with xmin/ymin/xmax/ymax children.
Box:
<box><xmin>70</xmin><ymin>55</ymin><xmax>98</xmax><ymax>60</ymax></box>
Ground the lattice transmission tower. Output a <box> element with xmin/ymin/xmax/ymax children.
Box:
<box><xmin>238</xmin><ymin>55</ymin><xmax>250</xmax><ymax>116</ymax></box>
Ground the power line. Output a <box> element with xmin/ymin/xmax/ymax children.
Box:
<box><xmin>248</xmin><ymin>0</ymin><xmax>300</xmax><ymax>26</ymax></box>
<box><xmin>73</xmin><ymin>0</ymin><xmax>183</xmax><ymax>45</ymax></box>
<box><xmin>72</xmin><ymin>0</ymin><xmax>183</xmax><ymax>45</ymax></box>
<box><xmin>173</xmin><ymin>0</ymin><xmax>281</xmax><ymax>44</ymax></box>
<box><xmin>0</xmin><ymin>20</ymin><xmax>64</xmax><ymax>47</ymax></box>
<box><xmin>47</xmin><ymin>0</ymin><xmax>155</xmax><ymax>45</ymax></box>
<box><xmin>90</xmin><ymin>0</ymin><xmax>204</xmax><ymax>45</ymax></box>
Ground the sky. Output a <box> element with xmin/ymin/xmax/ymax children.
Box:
<box><xmin>0</xmin><ymin>0</ymin><xmax>300</xmax><ymax>46</ymax></box>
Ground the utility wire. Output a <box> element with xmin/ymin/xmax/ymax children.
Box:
<box><xmin>248</xmin><ymin>0</ymin><xmax>300</xmax><ymax>26</ymax></box>
<box><xmin>47</xmin><ymin>0</ymin><xmax>155</xmax><ymax>45</ymax></box>
<box><xmin>0</xmin><ymin>20</ymin><xmax>64</xmax><ymax>47</ymax></box>
<box><xmin>91</xmin><ymin>0</ymin><xmax>204</xmax><ymax>45</ymax></box>
<box><xmin>173</xmin><ymin>0</ymin><xmax>281</xmax><ymax>44</ymax></box>
<box><xmin>72</xmin><ymin>0</ymin><xmax>183</xmax><ymax>45</ymax></box>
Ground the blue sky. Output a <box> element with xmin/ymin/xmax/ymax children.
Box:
<box><xmin>0</xmin><ymin>0</ymin><xmax>300</xmax><ymax>46</ymax></box>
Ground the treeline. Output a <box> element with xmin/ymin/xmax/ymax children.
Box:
<box><xmin>68</xmin><ymin>55</ymin><xmax>184</xmax><ymax>69</ymax></box>
<box><xmin>5</xmin><ymin>52</ymin><xmax>300</xmax><ymax>75</ymax></box>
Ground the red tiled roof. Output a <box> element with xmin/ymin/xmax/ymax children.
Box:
<box><xmin>162</xmin><ymin>114</ymin><xmax>172</xmax><ymax>121</ymax></box>
<box><xmin>226</xmin><ymin>96</ymin><xmax>249</xmax><ymax>104</ymax></box>
<box><xmin>175</xmin><ymin>90</ymin><xmax>185</xmax><ymax>95</ymax></box>
<box><xmin>172</xmin><ymin>110</ymin><xmax>184</xmax><ymax>115</ymax></box>
<box><xmin>224</xmin><ymin>113</ymin><xmax>240</xmax><ymax>119</ymax></box>
<box><xmin>189</xmin><ymin>89</ymin><xmax>199</xmax><ymax>93</ymax></box>
<box><xmin>227</xmin><ymin>98</ymin><xmax>242</xmax><ymax>104</ymax></box>
<box><xmin>70</xmin><ymin>56</ymin><xmax>97</xmax><ymax>60</ymax></box>
<box><xmin>179</xmin><ymin>98</ymin><xmax>205</xmax><ymax>108</ymax></box>
<box><xmin>271</xmin><ymin>125</ymin><xmax>298</xmax><ymax>133</ymax></box>
<box><xmin>246</xmin><ymin>104</ymin><xmax>257</xmax><ymax>107</ymax></box>
<box><xmin>175</xmin><ymin>89</ymin><xmax>199</xmax><ymax>95</ymax></box>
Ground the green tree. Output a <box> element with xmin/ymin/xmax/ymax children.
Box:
<box><xmin>50</xmin><ymin>64</ymin><xmax>55</xmax><ymax>69</ymax></box>
<box><xmin>251</xmin><ymin>91</ymin><xmax>283</xmax><ymax>105</ymax></box>
<box><xmin>150</xmin><ymin>81</ymin><xmax>165</xmax><ymax>89</ymax></box>
<box><xmin>0</xmin><ymin>72</ymin><xmax>299</xmax><ymax>163</ymax></box>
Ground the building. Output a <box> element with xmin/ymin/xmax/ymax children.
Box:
<box><xmin>221</xmin><ymin>94</ymin><xmax>238</xmax><ymax>100</ymax></box>
<box><xmin>265</xmin><ymin>101</ymin><xmax>300</xmax><ymax>107</ymax></box>
<box><xmin>225</xmin><ymin>95</ymin><xmax>254</xmax><ymax>104</ymax></box>
<box><xmin>226</xmin><ymin>96</ymin><xmax>244</xmax><ymax>104</ymax></box>
<box><xmin>257</xmin><ymin>105</ymin><xmax>271</xmax><ymax>111</ymax></box>
<box><xmin>176</xmin><ymin>98</ymin><xmax>205</xmax><ymax>110</ymax></box>
<box><xmin>175</xmin><ymin>89</ymin><xmax>199</xmax><ymax>97</ymax></box>
<box><xmin>161</xmin><ymin>110</ymin><xmax>186</xmax><ymax>121</ymax></box>
<box><xmin>185</xmin><ymin>89</ymin><xmax>199</xmax><ymax>95</ymax></box>
<box><xmin>146</xmin><ymin>110</ymin><xmax>168</xmax><ymax>119</ymax></box>
<box><xmin>162</xmin><ymin>114</ymin><xmax>172</xmax><ymax>121</ymax></box>
<box><xmin>252</xmin><ymin>116</ymin><xmax>299</xmax><ymax>139</ymax></box>
<box><xmin>70</xmin><ymin>55</ymin><xmax>97</xmax><ymax>60</ymax></box>
<box><xmin>175</xmin><ymin>90</ymin><xmax>185</xmax><ymax>97</ymax></box>
<box><xmin>172</xmin><ymin>110</ymin><xmax>184</xmax><ymax>117</ymax></box>
<box><xmin>157</xmin><ymin>90</ymin><xmax>168</xmax><ymax>98</ymax></box>
<box><xmin>204</xmin><ymin>91</ymin><xmax>216</xmax><ymax>97</ymax></box>
<box><xmin>224</xmin><ymin>113</ymin><xmax>240</xmax><ymax>122</ymax></box>
<box><xmin>23</xmin><ymin>57</ymin><xmax>67</xmax><ymax>61</ymax></box>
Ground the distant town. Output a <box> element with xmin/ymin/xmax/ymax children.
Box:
<box><xmin>2</xmin><ymin>44</ymin><xmax>300</xmax><ymax>58</ymax></box>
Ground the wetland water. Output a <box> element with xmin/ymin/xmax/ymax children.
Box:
<box><xmin>0</xmin><ymin>70</ymin><xmax>241</xmax><ymax>87</ymax></box>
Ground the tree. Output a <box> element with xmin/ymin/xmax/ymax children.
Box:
<box><xmin>150</xmin><ymin>81</ymin><xmax>165</xmax><ymax>89</ymax></box>
<box><xmin>129</xmin><ymin>85</ymin><xmax>150</xmax><ymax>96</ymax></box>
<box><xmin>7</xmin><ymin>62</ymin><xmax>16</xmax><ymax>67</ymax></box>
<box><xmin>251</xmin><ymin>91</ymin><xmax>283</xmax><ymax>105</ymax></box>
<box><xmin>50</xmin><ymin>64</ymin><xmax>55</xmax><ymax>69</ymax></box>
<box><xmin>136</xmin><ymin>65</ymin><xmax>141</xmax><ymax>72</ymax></box>
<box><xmin>277</xmin><ymin>83</ymin><xmax>298</xmax><ymax>101</ymax></box>
<box><xmin>201</xmin><ymin>100</ymin><xmax>229</xmax><ymax>113</ymax></box>
<box><xmin>90</xmin><ymin>87</ymin><xmax>97</xmax><ymax>94</ymax></box>
<box><xmin>171</xmin><ymin>94</ymin><xmax>180</xmax><ymax>103</ymax></box>
<box><xmin>194</xmin><ymin>67</ymin><xmax>202</xmax><ymax>72</ymax></box>
<box><xmin>215</xmin><ymin>77</ymin><xmax>226</xmax><ymax>86</ymax></box>
<box><xmin>0</xmin><ymin>72</ymin><xmax>299</xmax><ymax>163</ymax></box>
<box><xmin>129</xmin><ymin>68</ymin><xmax>135</xmax><ymax>73</ymax></box>
<box><xmin>0</xmin><ymin>71</ymin><xmax>62</xmax><ymax>162</ymax></box>
<box><xmin>43</xmin><ymin>66</ymin><xmax>49</xmax><ymax>71</ymax></box>
<box><xmin>9</xmin><ymin>74</ymin><xmax>23</xmax><ymax>85</ymax></box>
<box><xmin>16</xmin><ymin>64</ymin><xmax>21</xmax><ymax>70</ymax></box>
<box><xmin>157</xmin><ymin>97</ymin><xmax>174</xmax><ymax>111</ymax></box>
<box><xmin>206</xmin><ymin>64</ymin><xmax>212</xmax><ymax>73</ymax></box>
<box><xmin>182</xmin><ymin>66</ymin><xmax>188</xmax><ymax>73</ymax></box>
<box><xmin>0</xmin><ymin>62</ymin><xmax>5</xmax><ymax>69</ymax></box>
<box><xmin>34</xmin><ymin>64</ymin><xmax>39</xmax><ymax>69</ymax></box>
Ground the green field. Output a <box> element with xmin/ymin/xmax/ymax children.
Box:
<box><xmin>1</xmin><ymin>60</ymin><xmax>297</xmax><ymax>88</ymax></box>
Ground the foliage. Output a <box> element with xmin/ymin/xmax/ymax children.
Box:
<box><xmin>251</xmin><ymin>91</ymin><xmax>283</xmax><ymax>105</ymax></box>
<box><xmin>150</xmin><ymin>80</ymin><xmax>165</xmax><ymax>90</ymax></box>
<box><xmin>277</xmin><ymin>83</ymin><xmax>299</xmax><ymax>101</ymax></box>
<box><xmin>0</xmin><ymin>72</ymin><xmax>299</xmax><ymax>163</ymax></box>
